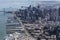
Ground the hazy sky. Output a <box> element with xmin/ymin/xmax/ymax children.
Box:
<box><xmin>0</xmin><ymin>0</ymin><xmax>60</xmax><ymax>9</ymax></box>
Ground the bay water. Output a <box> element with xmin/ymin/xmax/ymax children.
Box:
<box><xmin>0</xmin><ymin>12</ymin><xmax>12</xmax><ymax>40</ymax></box>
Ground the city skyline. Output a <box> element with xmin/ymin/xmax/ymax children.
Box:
<box><xmin>0</xmin><ymin>0</ymin><xmax>60</xmax><ymax>9</ymax></box>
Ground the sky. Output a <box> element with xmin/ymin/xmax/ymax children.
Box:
<box><xmin>0</xmin><ymin>0</ymin><xmax>60</xmax><ymax>9</ymax></box>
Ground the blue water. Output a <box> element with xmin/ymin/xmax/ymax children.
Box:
<box><xmin>0</xmin><ymin>12</ymin><xmax>11</xmax><ymax>40</ymax></box>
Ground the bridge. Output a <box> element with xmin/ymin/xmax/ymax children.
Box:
<box><xmin>0</xmin><ymin>11</ymin><xmax>13</xmax><ymax>13</ymax></box>
<box><xmin>0</xmin><ymin>8</ymin><xmax>16</xmax><ymax>13</ymax></box>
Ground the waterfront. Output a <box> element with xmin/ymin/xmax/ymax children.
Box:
<box><xmin>0</xmin><ymin>12</ymin><xmax>12</xmax><ymax>40</ymax></box>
